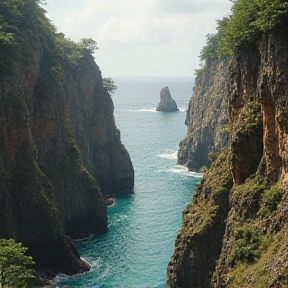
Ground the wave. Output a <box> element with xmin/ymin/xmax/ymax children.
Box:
<box><xmin>54</xmin><ymin>258</ymin><xmax>112</xmax><ymax>288</ymax></box>
<box><xmin>127</xmin><ymin>108</ymin><xmax>157</xmax><ymax>113</ymax></box>
<box><xmin>157</xmin><ymin>150</ymin><xmax>178</xmax><ymax>160</ymax></box>
<box><xmin>188</xmin><ymin>171</ymin><xmax>204</xmax><ymax>178</ymax></box>
<box><xmin>168</xmin><ymin>165</ymin><xmax>203</xmax><ymax>178</ymax></box>
<box><xmin>126</xmin><ymin>108</ymin><xmax>186</xmax><ymax>113</ymax></box>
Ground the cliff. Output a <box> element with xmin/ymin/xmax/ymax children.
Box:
<box><xmin>178</xmin><ymin>57</ymin><xmax>230</xmax><ymax>171</ymax></box>
<box><xmin>0</xmin><ymin>0</ymin><xmax>133</xmax><ymax>274</ymax></box>
<box><xmin>168</xmin><ymin>147</ymin><xmax>233</xmax><ymax>287</ymax></box>
<box><xmin>168</xmin><ymin>3</ymin><xmax>288</xmax><ymax>287</ymax></box>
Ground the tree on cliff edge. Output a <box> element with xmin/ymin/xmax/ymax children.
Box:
<box><xmin>0</xmin><ymin>239</ymin><xmax>35</xmax><ymax>288</ymax></box>
<box><xmin>79</xmin><ymin>38</ymin><xmax>99</xmax><ymax>54</ymax></box>
<box><xmin>103</xmin><ymin>77</ymin><xmax>117</xmax><ymax>94</ymax></box>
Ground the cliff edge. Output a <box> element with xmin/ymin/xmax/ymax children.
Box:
<box><xmin>178</xmin><ymin>57</ymin><xmax>230</xmax><ymax>171</ymax></box>
<box><xmin>168</xmin><ymin>1</ymin><xmax>288</xmax><ymax>287</ymax></box>
<box><xmin>0</xmin><ymin>0</ymin><xmax>134</xmax><ymax>274</ymax></box>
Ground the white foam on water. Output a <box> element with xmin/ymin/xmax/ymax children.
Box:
<box><xmin>127</xmin><ymin>108</ymin><xmax>157</xmax><ymax>113</ymax></box>
<box><xmin>168</xmin><ymin>165</ymin><xmax>203</xmax><ymax>178</ymax></box>
<box><xmin>188</xmin><ymin>171</ymin><xmax>203</xmax><ymax>178</ymax></box>
<box><xmin>55</xmin><ymin>274</ymin><xmax>70</xmax><ymax>282</ymax></box>
<box><xmin>126</xmin><ymin>108</ymin><xmax>186</xmax><ymax>113</ymax></box>
<box><xmin>157</xmin><ymin>150</ymin><xmax>178</xmax><ymax>160</ymax></box>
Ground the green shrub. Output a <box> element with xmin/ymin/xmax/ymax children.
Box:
<box><xmin>0</xmin><ymin>239</ymin><xmax>35</xmax><ymax>288</ymax></box>
<box><xmin>237</xmin><ymin>101</ymin><xmax>262</xmax><ymax>134</ymax></box>
<box><xmin>258</xmin><ymin>185</ymin><xmax>283</xmax><ymax>217</ymax></box>
<box><xmin>263</xmin><ymin>185</ymin><xmax>282</xmax><ymax>211</ymax></box>
<box><xmin>232</xmin><ymin>224</ymin><xmax>260</xmax><ymax>263</ymax></box>
<box><xmin>194</xmin><ymin>68</ymin><xmax>204</xmax><ymax>79</ymax></box>
<box><xmin>208</xmin><ymin>152</ymin><xmax>219</xmax><ymax>165</ymax></box>
<box><xmin>199</xmin><ymin>166</ymin><xmax>208</xmax><ymax>173</ymax></box>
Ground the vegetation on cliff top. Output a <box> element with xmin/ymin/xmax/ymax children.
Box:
<box><xmin>0</xmin><ymin>0</ymin><xmax>117</xmax><ymax>100</ymax></box>
<box><xmin>0</xmin><ymin>0</ymin><xmax>97</xmax><ymax>76</ymax></box>
<box><xmin>199</xmin><ymin>0</ymin><xmax>288</xmax><ymax>63</ymax></box>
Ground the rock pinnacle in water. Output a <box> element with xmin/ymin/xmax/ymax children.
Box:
<box><xmin>156</xmin><ymin>86</ymin><xmax>179</xmax><ymax>112</ymax></box>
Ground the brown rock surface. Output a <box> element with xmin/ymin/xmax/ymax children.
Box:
<box><xmin>178</xmin><ymin>57</ymin><xmax>230</xmax><ymax>171</ymax></box>
<box><xmin>168</xmin><ymin>25</ymin><xmax>288</xmax><ymax>288</ymax></box>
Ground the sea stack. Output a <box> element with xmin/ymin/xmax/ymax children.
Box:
<box><xmin>156</xmin><ymin>86</ymin><xmax>179</xmax><ymax>112</ymax></box>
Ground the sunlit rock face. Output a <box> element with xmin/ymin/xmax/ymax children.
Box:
<box><xmin>168</xmin><ymin>25</ymin><xmax>288</xmax><ymax>288</ymax></box>
<box><xmin>178</xmin><ymin>57</ymin><xmax>230</xmax><ymax>172</ymax></box>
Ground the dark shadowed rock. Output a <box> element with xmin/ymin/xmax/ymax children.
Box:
<box><xmin>156</xmin><ymin>87</ymin><xmax>179</xmax><ymax>112</ymax></box>
<box><xmin>0</xmin><ymin>0</ymin><xmax>134</xmax><ymax>276</ymax></box>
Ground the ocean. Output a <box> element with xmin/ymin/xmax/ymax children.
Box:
<box><xmin>55</xmin><ymin>77</ymin><xmax>201</xmax><ymax>288</ymax></box>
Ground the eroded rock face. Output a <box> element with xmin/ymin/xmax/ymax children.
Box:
<box><xmin>178</xmin><ymin>57</ymin><xmax>230</xmax><ymax>172</ymax></box>
<box><xmin>64</xmin><ymin>53</ymin><xmax>134</xmax><ymax>195</ymax></box>
<box><xmin>156</xmin><ymin>86</ymin><xmax>179</xmax><ymax>112</ymax></box>
<box><xmin>167</xmin><ymin>148</ymin><xmax>232</xmax><ymax>288</ymax></box>
<box><xmin>215</xmin><ymin>28</ymin><xmax>288</xmax><ymax>288</ymax></box>
<box><xmin>0</xmin><ymin>34</ymin><xmax>133</xmax><ymax>275</ymax></box>
<box><xmin>228</xmin><ymin>45</ymin><xmax>263</xmax><ymax>185</ymax></box>
<box><xmin>168</xmin><ymin>26</ymin><xmax>288</xmax><ymax>288</ymax></box>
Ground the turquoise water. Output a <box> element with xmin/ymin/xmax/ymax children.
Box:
<box><xmin>55</xmin><ymin>77</ymin><xmax>201</xmax><ymax>288</ymax></box>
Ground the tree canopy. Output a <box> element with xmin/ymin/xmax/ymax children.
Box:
<box><xmin>199</xmin><ymin>0</ymin><xmax>288</xmax><ymax>61</ymax></box>
<box><xmin>79</xmin><ymin>38</ymin><xmax>99</xmax><ymax>54</ymax></box>
<box><xmin>103</xmin><ymin>78</ymin><xmax>117</xmax><ymax>94</ymax></box>
<box><xmin>0</xmin><ymin>0</ymin><xmax>99</xmax><ymax>78</ymax></box>
<box><xmin>0</xmin><ymin>239</ymin><xmax>35</xmax><ymax>288</ymax></box>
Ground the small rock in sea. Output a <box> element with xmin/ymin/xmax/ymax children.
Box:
<box><xmin>105</xmin><ymin>198</ymin><xmax>114</xmax><ymax>206</ymax></box>
<box><xmin>156</xmin><ymin>86</ymin><xmax>179</xmax><ymax>112</ymax></box>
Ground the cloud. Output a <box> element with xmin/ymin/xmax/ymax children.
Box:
<box><xmin>156</xmin><ymin>0</ymin><xmax>229</xmax><ymax>15</ymax></box>
<box><xmin>45</xmin><ymin>0</ymin><xmax>232</xmax><ymax>76</ymax></box>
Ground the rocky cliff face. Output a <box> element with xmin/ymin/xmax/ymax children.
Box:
<box><xmin>167</xmin><ymin>148</ymin><xmax>233</xmax><ymax>287</ymax></box>
<box><xmin>168</xmin><ymin>25</ymin><xmax>288</xmax><ymax>288</ymax></box>
<box><xmin>0</xmin><ymin>3</ymin><xmax>134</xmax><ymax>274</ymax></box>
<box><xmin>65</xmin><ymin>55</ymin><xmax>134</xmax><ymax>195</ymax></box>
<box><xmin>178</xmin><ymin>57</ymin><xmax>230</xmax><ymax>171</ymax></box>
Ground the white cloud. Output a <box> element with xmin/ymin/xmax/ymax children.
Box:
<box><xmin>156</xmin><ymin>0</ymin><xmax>230</xmax><ymax>15</ymax></box>
<box><xmin>45</xmin><ymin>0</ymin><xmax>232</xmax><ymax>76</ymax></box>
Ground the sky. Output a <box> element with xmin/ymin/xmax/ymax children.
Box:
<box><xmin>45</xmin><ymin>0</ymin><xmax>232</xmax><ymax>77</ymax></box>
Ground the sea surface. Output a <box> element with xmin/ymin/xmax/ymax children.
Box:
<box><xmin>55</xmin><ymin>77</ymin><xmax>201</xmax><ymax>288</ymax></box>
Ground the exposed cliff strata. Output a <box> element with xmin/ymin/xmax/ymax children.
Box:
<box><xmin>0</xmin><ymin>82</ymin><xmax>91</xmax><ymax>273</ymax></box>
<box><xmin>168</xmin><ymin>24</ymin><xmax>288</xmax><ymax>288</ymax></box>
<box><xmin>178</xmin><ymin>57</ymin><xmax>230</xmax><ymax>171</ymax></box>
<box><xmin>215</xmin><ymin>27</ymin><xmax>288</xmax><ymax>288</ymax></box>
<box><xmin>65</xmin><ymin>55</ymin><xmax>134</xmax><ymax>194</ymax></box>
<box><xmin>228</xmin><ymin>44</ymin><xmax>263</xmax><ymax>185</ymax></box>
<box><xmin>0</xmin><ymin>1</ymin><xmax>134</xmax><ymax>274</ymax></box>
